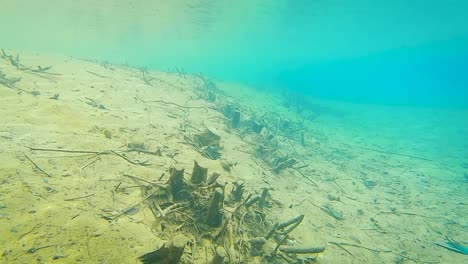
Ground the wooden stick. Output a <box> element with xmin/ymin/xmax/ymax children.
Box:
<box><xmin>24</xmin><ymin>154</ymin><xmax>52</xmax><ymax>177</ymax></box>
<box><xmin>136</xmin><ymin>96</ymin><xmax>208</xmax><ymax>112</ymax></box>
<box><xmin>153</xmin><ymin>201</ymin><xmax>165</xmax><ymax>217</ymax></box>
<box><xmin>27</xmin><ymin>146</ymin><xmax>150</xmax><ymax>166</ymax></box>
<box><xmin>26</xmin><ymin>146</ymin><xmax>101</xmax><ymax>154</ymax></box>
<box><xmin>273</xmin><ymin>235</ymin><xmax>289</xmax><ymax>254</ymax></box>
<box><xmin>343</xmin><ymin>144</ymin><xmax>432</xmax><ymax>161</ymax></box>
<box><xmin>107</xmin><ymin>191</ymin><xmax>156</xmax><ymax>221</ymax></box>
<box><xmin>64</xmin><ymin>193</ymin><xmax>95</xmax><ymax>201</ymax></box>
<box><xmin>123</xmin><ymin>174</ymin><xmax>167</xmax><ymax>189</ymax></box>
<box><xmin>86</xmin><ymin>70</ymin><xmax>109</xmax><ymax>78</ymax></box>
<box><xmin>16</xmin><ymin>169</ymin><xmax>47</xmax><ymax>199</ymax></box>
<box><xmin>110</xmin><ymin>150</ymin><xmax>151</xmax><ymax>166</ymax></box>
<box><xmin>279</xmin><ymin>246</ymin><xmax>325</xmax><ymax>254</ymax></box>
<box><xmin>18</xmin><ymin>223</ymin><xmax>43</xmax><ymax>240</ymax></box>
<box><xmin>329</xmin><ymin>241</ymin><xmax>392</xmax><ymax>253</ymax></box>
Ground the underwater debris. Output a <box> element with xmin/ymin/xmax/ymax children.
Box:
<box><xmin>85</xmin><ymin>97</ymin><xmax>107</xmax><ymax>110</ymax></box>
<box><xmin>120</xmin><ymin>160</ymin><xmax>323</xmax><ymax>263</ymax></box>
<box><xmin>361</xmin><ymin>178</ymin><xmax>377</xmax><ymax>189</ymax></box>
<box><xmin>226</xmin><ymin>180</ymin><xmax>244</xmax><ymax>204</ymax></box>
<box><xmin>194</xmin><ymin>128</ymin><xmax>221</xmax><ymax>148</ymax></box>
<box><xmin>103</xmin><ymin>129</ymin><xmax>112</xmax><ymax>139</ymax></box>
<box><xmin>27</xmin><ymin>146</ymin><xmax>151</xmax><ymax>166</ymax></box>
<box><xmin>321</xmin><ymin>205</ymin><xmax>344</xmax><ymax>221</ymax></box>
<box><xmin>222</xmin><ymin>104</ymin><xmax>241</xmax><ymax>128</ymax></box>
<box><xmin>278</xmin><ymin>246</ymin><xmax>325</xmax><ymax>254</ymax></box>
<box><xmin>435</xmin><ymin>239</ymin><xmax>468</xmax><ymax>255</ymax></box>
<box><xmin>190</xmin><ymin>160</ymin><xmax>208</xmax><ymax>185</ymax></box>
<box><xmin>206</xmin><ymin>187</ymin><xmax>224</xmax><ymax>227</ymax></box>
<box><xmin>193</xmin><ymin>128</ymin><xmax>221</xmax><ymax>160</ymax></box>
<box><xmin>272</xmin><ymin>156</ymin><xmax>297</xmax><ymax>174</ymax></box>
<box><xmin>210</xmin><ymin>247</ymin><xmax>227</xmax><ymax>264</ymax></box>
<box><xmin>168</xmin><ymin>166</ymin><xmax>185</xmax><ymax>199</ymax></box>
<box><xmin>196</xmin><ymin>72</ymin><xmax>218</xmax><ymax>102</ymax></box>
<box><xmin>27</xmin><ymin>244</ymin><xmax>55</xmax><ymax>254</ymax></box>
<box><xmin>49</xmin><ymin>93</ymin><xmax>59</xmax><ymax>100</ymax></box>
<box><xmin>24</xmin><ymin>154</ymin><xmax>52</xmax><ymax>178</ymax></box>
<box><xmin>0</xmin><ymin>70</ymin><xmax>22</xmax><ymax>89</ymax></box>
<box><xmin>86</xmin><ymin>70</ymin><xmax>109</xmax><ymax>79</ymax></box>
<box><xmin>139</xmin><ymin>234</ymin><xmax>187</xmax><ymax>264</ymax></box>
<box><xmin>136</xmin><ymin>95</ymin><xmax>208</xmax><ymax>112</ymax></box>
<box><xmin>245</xmin><ymin>119</ymin><xmax>264</xmax><ymax>133</ymax></box>
<box><xmin>1</xmin><ymin>49</ymin><xmax>60</xmax><ymax>81</ymax></box>
<box><xmin>127</xmin><ymin>141</ymin><xmax>147</xmax><ymax>151</ymax></box>
<box><xmin>200</xmin><ymin>145</ymin><xmax>220</xmax><ymax>160</ymax></box>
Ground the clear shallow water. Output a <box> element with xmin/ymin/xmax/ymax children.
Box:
<box><xmin>1</xmin><ymin>0</ymin><xmax>467</xmax><ymax>106</ymax></box>
<box><xmin>1</xmin><ymin>1</ymin><xmax>467</xmax><ymax>263</ymax></box>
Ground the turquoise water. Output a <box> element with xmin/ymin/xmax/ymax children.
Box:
<box><xmin>1</xmin><ymin>1</ymin><xmax>467</xmax><ymax>263</ymax></box>
<box><xmin>1</xmin><ymin>0</ymin><xmax>467</xmax><ymax>106</ymax></box>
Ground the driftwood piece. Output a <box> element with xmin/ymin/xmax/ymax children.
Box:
<box><xmin>24</xmin><ymin>154</ymin><xmax>52</xmax><ymax>178</ymax></box>
<box><xmin>230</xmin><ymin>109</ymin><xmax>240</xmax><ymax>128</ymax></box>
<box><xmin>206</xmin><ymin>187</ymin><xmax>224</xmax><ymax>227</ymax></box>
<box><xmin>245</xmin><ymin>195</ymin><xmax>260</xmax><ymax>208</ymax></box>
<box><xmin>321</xmin><ymin>205</ymin><xmax>343</xmax><ymax>221</ymax></box>
<box><xmin>279</xmin><ymin>246</ymin><xmax>325</xmax><ymax>254</ymax></box>
<box><xmin>250</xmin><ymin>237</ymin><xmax>267</xmax><ymax>256</ymax></box>
<box><xmin>222</xmin><ymin>104</ymin><xmax>241</xmax><ymax>128</ymax></box>
<box><xmin>207</xmin><ymin>172</ymin><xmax>221</xmax><ymax>186</ymax></box>
<box><xmin>136</xmin><ymin>95</ymin><xmax>208</xmax><ymax>112</ymax></box>
<box><xmin>274</xmin><ymin>214</ymin><xmax>304</xmax><ymax>239</ymax></box>
<box><xmin>195</xmin><ymin>129</ymin><xmax>221</xmax><ymax>148</ymax></box>
<box><xmin>265</xmin><ymin>223</ymin><xmax>279</xmax><ymax>240</ymax></box>
<box><xmin>259</xmin><ymin>188</ymin><xmax>269</xmax><ymax>211</ymax></box>
<box><xmin>0</xmin><ymin>70</ymin><xmax>22</xmax><ymax>89</ymax></box>
<box><xmin>64</xmin><ymin>193</ymin><xmax>94</xmax><ymax>201</ymax></box>
<box><xmin>168</xmin><ymin>166</ymin><xmax>185</xmax><ymax>199</ymax></box>
<box><xmin>190</xmin><ymin>160</ymin><xmax>207</xmax><ymax>185</ymax></box>
<box><xmin>210</xmin><ymin>247</ymin><xmax>227</xmax><ymax>264</ymax></box>
<box><xmin>138</xmin><ymin>234</ymin><xmax>187</xmax><ymax>264</ymax></box>
<box><xmin>229</xmin><ymin>180</ymin><xmax>244</xmax><ymax>203</ymax></box>
<box><xmin>26</xmin><ymin>146</ymin><xmax>150</xmax><ymax>166</ymax></box>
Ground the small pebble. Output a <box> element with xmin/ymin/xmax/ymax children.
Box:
<box><xmin>43</xmin><ymin>186</ymin><xmax>54</xmax><ymax>193</ymax></box>
<box><xmin>104</xmin><ymin>130</ymin><xmax>112</xmax><ymax>139</ymax></box>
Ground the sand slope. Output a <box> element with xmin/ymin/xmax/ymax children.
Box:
<box><xmin>0</xmin><ymin>50</ymin><xmax>466</xmax><ymax>263</ymax></box>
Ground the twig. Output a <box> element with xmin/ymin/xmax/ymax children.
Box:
<box><xmin>277</xmin><ymin>214</ymin><xmax>304</xmax><ymax>235</ymax></box>
<box><xmin>16</xmin><ymin>169</ymin><xmax>47</xmax><ymax>199</ymax></box>
<box><xmin>290</xmin><ymin>166</ymin><xmax>318</xmax><ymax>187</ymax></box>
<box><xmin>64</xmin><ymin>193</ymin><xmax>95</xmax><ymax>201</ymax></box>
<box><xmin>106</xmin><ymin>191</ymin><xmax>156</xmax><ymax>221</ymax></box>
<box><xmin>86</xmin><ymin>70</ymin><xmax>109</xmax><ymax>78</ymax></box>
<box><xmin>278</xmin><ymin>246</ymin><xmax>325</xmax><ymax>254</ymax></box>
<box><xmin>136</xmin><ymin>96</ymin><xmax>208</xmax><ymax>112</ymax></box>
<box><xmin>110</xmin><ymin>150</ymin><xmax>151</xmax><ymax>166</ymax></box>
<box><xmin>79</xmin><ymin>156</ymin><xmax>101</xmax><ymax>173</ymax></box>
<box><xmin>329</xmin><ymin>241</ymin><xmax>353</xmax><ymax>256</ymax></box>
<box><xmin>18</xmin><ymin>223</ymin><xmax>43</xmax><ymax>240</ymax></box>
<box><xmin>379</xmin><ymin>211</ymin><xmax>433</xmax><ymax>218</ymax></box>
<box><xmin>26</xmin><ymin>146</ymin><xmax>101</xmax><ymax>154</ymax></box>
<box><xmin>26</xmin><ymin>146</ymin><xmax>151</xmax><ymax>166</ymax></box>
<box><xmin>123</xmin><ymin>173</ymin><xmax>167</xmax><ymax>189</ymax></box>
<box><xmin>24</xmin><ymin>154</ymin><xmax>52</xmax><ymax>177</ymax></box>
<box><xmin>153</xmin><ymin>201</ymin><xmax>165</xmax><ymax>217</ymax></box>
<box><xmin>329</xmin><ymin>241</ymin><xmax>392</xmax><ymax>253</ymax></box>
<box><xmin>343</xmin><ymin>143</ymin><xmax>432</xmax><ymax>161</ymax></box>
<box><xmin>273</xmin><ymin>235</ymin><xmax>289</xmax><ymax>254</ymax></box>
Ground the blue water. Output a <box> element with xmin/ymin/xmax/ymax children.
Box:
<box><xmin>1</xmin><ymin>0</ymin><xmax>467</xmax><ymax>107</ymax></box>
<box><xmin>1</xmin><ymin>2</ymin><xmax>467</xmax><ymax>263</ymax></box>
